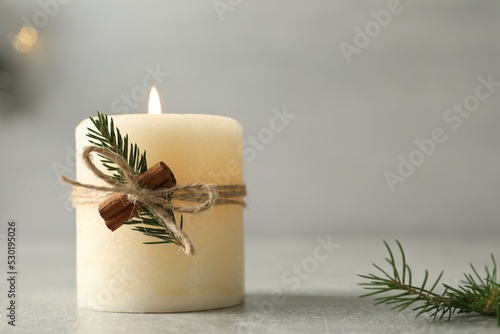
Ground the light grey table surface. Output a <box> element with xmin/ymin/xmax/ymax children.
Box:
<box><xmin>1</xmin><ymin>233</ymin><xmax>499</xmax><ymax>334</ymax></box>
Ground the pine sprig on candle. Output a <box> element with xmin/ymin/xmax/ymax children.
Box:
<box><xmin>86</xmin><ymin>111</ymin><xmax>184</xmax><ymax>246</ymax></box>
<box><xmin>123</xmin><ymin>203</ymin><xmax>184</xmax><ymax>246</ymax></box>
<box><xmin>359</xmin><ymin>241</ymin><xmax>500</xmax><ymax>326</ymax></box>
<box><xmin>86</xmin><ymin>111</ymin><xmax>148</xmax><ymax>183</ymax></box>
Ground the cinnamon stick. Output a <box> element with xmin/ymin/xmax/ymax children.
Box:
<box><xmin>98</xmin><ymin>162</ymin><xmax>176</xmax><ymax>231</ymax></box>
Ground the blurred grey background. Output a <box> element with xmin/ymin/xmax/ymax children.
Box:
<box><xmin>0</xmin><ymin>0</ymin><xmax>499</xmax><ymax>242</ymax></box>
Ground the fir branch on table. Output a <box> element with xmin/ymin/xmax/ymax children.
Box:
<box><xmin>359</xmin><ymin>241</ymin><xmax>500</xmax><ymax>326</ymax></box>
<box><xmin>85</xmin><ymin>111</ymin><xmax>184</xmax><ymax>246</ymax></box>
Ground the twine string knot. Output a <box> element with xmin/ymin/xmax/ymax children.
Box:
<box><xmin>61</xmin><ymin>146</ymin><xmax>246</xmax><ymax>255</ymax></box>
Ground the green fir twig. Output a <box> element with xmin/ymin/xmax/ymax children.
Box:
<box><xmin>122</xmin><ymin>196</ymin><xmax>185</xmax><ymax>248</ymax></box>
<box><xmin>86</xmin><ymin>111</ymin><xmax>184</xmax><ymax>247</ymax></box>
<box><xmin>86</xmin><ymin>111</ymin><xmax>147</xmax><ymax>183</ymax></box>
<box><xmin>359</xmin><ymin>241</ymin><xmax>500</xmax><ymax>326</ymax></box>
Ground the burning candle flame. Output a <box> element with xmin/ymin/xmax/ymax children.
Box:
<box><xmin>148</xmin><ymin>86</ymin><xmax>162</xmax><ymax>114</ymax></box>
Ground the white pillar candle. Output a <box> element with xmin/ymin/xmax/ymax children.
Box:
<box><xmin>74</xmin><ymin>89</ymin><xmax>244</xmax><ymax>312</ymax></box>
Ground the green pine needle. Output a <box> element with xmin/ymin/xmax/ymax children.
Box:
<box><xmin>123</xmin><ymin>202</ymin><xmax>184</xmax><ymax>247</ymax></box>
<box><xmin>359</xmin><ymin>241</ymin><xmax>499</xmax><ymax>325</ymax></box>
<box><xmin>87</xmin><ymin>111</ymin><xmax>148</xmax><ymax>183</ymax></box>
<box><xmin>86</xmin><ymin>111</ymin><xmax>183</xmax><ymax>246</ymax></box>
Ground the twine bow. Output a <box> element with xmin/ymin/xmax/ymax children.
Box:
<box><xmin>61</xmin><ymin>146</ymin><xmax>246</xmax><ymax>255</ymax></box>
